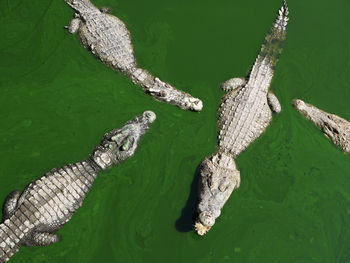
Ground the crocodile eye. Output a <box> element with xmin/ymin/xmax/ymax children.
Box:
<box><xmin>105</xmin><ymin>144</ymin><xmax>112</xmax><ymax>149</ymax></box>
<box><xmin>120</xmin><ymin>140</ymin><xmax>130</xmax><ymax>151</ymax></box>
<box><xmin>120</xmin><ymin>138</ymin><xmax>134</xmax><ymax>151</ymax></box>
<box><xmin>111</xmin><ymin>134</ymin><xmax>122</xmax><ymax>143</ymax></box>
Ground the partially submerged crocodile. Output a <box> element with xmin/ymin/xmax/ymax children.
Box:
<box><xmin>64</xmin><ymin>0</ymin><xmax>203</xmax><ymax>111</ymax></box>
<box><xmin>292</xmin><ymin>99</ymin><xmax>350</xmax><ymax>153</ymax></box>
<box><xmin>0</xmin><ymin>111</ymin><xmax>156</xmax><ymax>262</ymax></box>
<box><xmin>195</xmin><ymin>1</ymin><xmax>289</xmax><ymax>235</ymax></box>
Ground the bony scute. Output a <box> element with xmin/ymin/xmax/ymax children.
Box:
<box><xmin>64</xmin><ymin>0</ymin><xmax>203</xmax><ymax>111</ymax></box>
<box><xmin>0</xmin><ymin>111</ymin><xmax>155</xmax><ymax>262</ymax></box>
<box><xmin>195</xmin><ymin>0</ymin><xmax>289</xmax><ymax>235</ymax></box>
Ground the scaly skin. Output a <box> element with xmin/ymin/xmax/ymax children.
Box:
<box><xmin>292</xmin><ymin>99</ymin><xmax>350</xmax><ymax>153</ymax></box>
<box><xmin>195</xmin><ymin>1</ymin><xmax>289</xmax><ymax>235</ymax></box>
<box><xmin>64</xmin><ymin>0</ymin><xmax>203</xmax><ymax>111</ymax></box>
<box><xmin>0</xmin><ymin>111</ymin><xmax>156</xmax><ymax>262</ymax></box>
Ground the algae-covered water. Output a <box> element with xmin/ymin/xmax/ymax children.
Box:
<box><xmin>1</xmin><ymin>0</ymin><xmax>350</xmax><ymax>262</ymax></box>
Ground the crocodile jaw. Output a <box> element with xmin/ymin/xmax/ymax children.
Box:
<box><xmin>64</xmin><ymin>1</ymin><xmax>203</xmax><ymax>112</ymax></box>
<box><xmin>91</xmin><ymin>111</ymin><xmax>156</xmax><ymax>169</ymax></box>
<box><xmin>291</xmin><ymin>99</ymin><xmax>308</xmax><ymax>113</ymax></box>
<box><xmin>195</xmin><ymin>152</ymin><xmax>240</xmax><ymax>235</ymax></box>
<box><xmin>292</xmin><ymin>99</ymin><xmax>350</xmax><ymax>153</ymax></box>
<box><xmin>194</xmin><ymin>221</ymin><xmax>211</xmax><ymax>236</ymax></box>
<box><xmin>184</xmin><ymin>97</ymin><xmax>203</xmax><ymax>112</ymax></box>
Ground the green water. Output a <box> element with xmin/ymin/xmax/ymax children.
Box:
<box><xmin>1</xmin><ymin>0</ymin><xmax>350</xmax><ymax>262</ymax></box>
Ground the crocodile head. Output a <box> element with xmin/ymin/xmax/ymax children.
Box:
<box><xmin>195</xmin><ymin>152</ymin><xmax>240</xmax><ymax>235</ymax></box>
<box><xmin>292</xmin><ymin>99</ymin><xmax>350</xmax><ymax>153</ymax></box>
<box><xmin>91</xmin><ymin>111</ymin><xmax>156</xmax><ymax>170</ymax></box>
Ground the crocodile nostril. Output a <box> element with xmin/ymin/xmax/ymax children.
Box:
<box><xmin>192</xmin><ymin>100</ymin><xmax>203</xmax><ymax>111</ymax></box>
<box><xmin>143</xmin><ymin>111</ymin><xmax>156</xmax><ymax>123</ymax></box>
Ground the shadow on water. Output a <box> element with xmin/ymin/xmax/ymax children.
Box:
<box><xmin>175</xmin><ymin>165</ymin><xmax>200</xmax><ymax>232</ymax></box>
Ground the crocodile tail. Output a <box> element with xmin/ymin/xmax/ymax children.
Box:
<box><xmin>0</xmin><ymin>221</ymin><xmax>21</xmax><ymax>263</ymax></box>
<box><xmin>258</xmin><ymin>0</ymin><xmax>289</xmax><ymax>67</ymax></box>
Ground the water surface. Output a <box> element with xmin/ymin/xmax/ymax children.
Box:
<box><xmin>0</xmin><ymin>0</ymin><xmax>350</xmax><ymax>262</ymax></box>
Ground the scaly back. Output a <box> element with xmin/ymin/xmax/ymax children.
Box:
<box><xmin>217</xmin><ymin>1</ymin><xmax>289</xmax><ymax>157</ymax></box>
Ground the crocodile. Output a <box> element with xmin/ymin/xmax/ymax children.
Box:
<box><xmin>292</xmin><ymin>99</ymin><xmax>350</xmax><ymax>153</ymax></box>
<box><xmin>64</xmin><ymin>0</ymin><xmax>203</xmax><ymax>112</ymax></box>
<box><xmin>0</xmin><ymin>111</ymin><xmax>156</xmax><ymax>262</ymax></box>
<box><xmin>195</xmin><ymin>1</ymin><xmax>289</xmax><ymax>235</ymax></box>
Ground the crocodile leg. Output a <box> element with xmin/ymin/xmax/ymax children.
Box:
<box><xmin>195</xmin><ymin>0</ymin><xmax>289</xmax><ymax>235</ymax></box>
<box><xmin>1</xmin><ymin>191</ymin><xmax>19</xmax><ymax>221</ymax></box>
<box><xmin>220</xmin><ymin>78</ymin><xmax>246</xmax><ymax>92</ymax></box>
<box><xmin>23</xmin><ymin>232</ymin><xmax>59</xmax><ymax>247</ymax></box>
<box><xmin>267</xmin><ymin>91</ymin><xmax>281</xmax><ymax>113</ymax></box>
<box><xmin>65</xmin><ymin>17</ymin><xmax>81</xmax><ymax>34</ymax></box>
<box><xmin>0</xmin><ymin>111</ymin><xmax>156</xmax><ymax>262</ymax></box>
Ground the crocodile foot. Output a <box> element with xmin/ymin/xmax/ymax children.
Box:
<box><xmin>220</xmin><ymin>78</ymin><xmax>246</xmax><ymax>93</ymax></box>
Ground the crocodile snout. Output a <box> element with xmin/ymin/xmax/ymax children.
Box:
<box><xmin>142</xmin><ymin>111</ymin><xmax>156</xmax><ymax>124</ymax></box>
<box><xmin>291</xmin><ymin>99</ymin><xmax>306</xmax><ymax>111</ymax></box>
